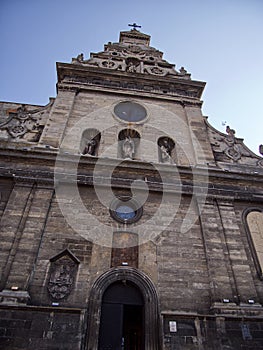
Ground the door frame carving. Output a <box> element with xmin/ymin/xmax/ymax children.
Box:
<box><xmin>85</xmin><ymin>267</ymin><xmax>162</xmax><ymax>350</ymax></box>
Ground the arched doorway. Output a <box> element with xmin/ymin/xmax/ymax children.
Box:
<box><xmin>86</xmin><ymin>267</ymin><xmax>161</xmax><ymax>350</ymax></box>
<box><xmin>99</xmin><ymin>281</ymin><xmax>144</xmax><ymax>350</ymax></box>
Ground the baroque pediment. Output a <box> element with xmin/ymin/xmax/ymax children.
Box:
<box><xmin>71</xmin><ymin>29</ymin><xmax>191</xmax><ymax>80</ymax></box>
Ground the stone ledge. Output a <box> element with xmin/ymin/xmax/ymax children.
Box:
<box><xmin>211</xmin><ymin>302</ymin><xmax>263</xmax><ymax>317</ymax></box>
<box><xmin>0</xmin><ymin>289</ymin><xmax>30</xmax><ymax>305</ymax></box>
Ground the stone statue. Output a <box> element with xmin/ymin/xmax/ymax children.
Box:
<box><xmin>76</xmin><ymin>53</ymin><xmax>84</xmax><ymax>62</ymax></box>
<box><xmin>179</xmin><ymin>67</ymin><xmax>187</xmax><ymax>75</ymax></box>
<box><xmin>72</xmin><ymin>53</ymin><xmax>84</xmax><ymax>64</ymax></box>
<box><xmin>83</xmin><ymin>138</ymin><xmax>97</xmax><ymax>156</ymax></box>
<box><xmin>226</xmin><ymin>125</ymin><xmax>236</xmax><ymax>138</ymax></box>
<box><xmin>126</xmin><ymin>61</ymin><xmax>137</xmax><ymax>73</ymax></box>
<box><xmin>122</xmin><ymin>137</ymin><xmax>135</xmax><ymax>159</ymax></box>
<box><xmin>159</xmin><ymin>138</ymin><xmax>173</xmax><ymax>163</ymax></box>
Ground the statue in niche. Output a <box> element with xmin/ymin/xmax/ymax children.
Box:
<box><xmin>126</xmin><ymin>57</ymin><xmax>140</xmax><ymax>73</ymax></box>
<box><xmin>122</xmin><ymin>136</ymin><xmax>135</xmax><ymax>159</ymax></box>
<box><xmin>83</xmin><ymin>138</ymin><xmax>97</xmax><ymax>156</ymax></box>
<box><xmin>159</xmin><ymin>137</ymin><xmax>174</xmax><ymax>163</ymax></box>
<box><xmin>126</xmin><ymin>61</ymin><xmax>138</xmax><ymax>73</ymax></box>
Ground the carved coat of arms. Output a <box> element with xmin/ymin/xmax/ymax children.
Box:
<box><xmin>48</xmin><ymin>255</ymin><xmax>77</xmax><ymax>300</ymax></box>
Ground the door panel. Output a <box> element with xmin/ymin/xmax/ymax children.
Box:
<box><xmin>98</xmin><ymin>303</ymin><xmax>123</xmax><ymax>350</ymax></box>
<box><xmin>123</xmin><ymin>305</ymin><xmax>143</xmax><ymax>350</ymax></box>
<box><xmin>98</xmin><ymin>282</ymin><xmax>144</xmax><ymax>350</ymax></box>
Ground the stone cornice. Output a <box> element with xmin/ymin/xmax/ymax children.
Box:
<box><xmin>56</xmin><ymin>62</ymin><xmax>206</xmax><ymax>100</ymax></box>
<box><xmin>0</xmin><ymin>147</ymin><xmax>262</xmax><ymax>201</ymax></box>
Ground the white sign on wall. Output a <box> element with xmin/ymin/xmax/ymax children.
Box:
<box><xmin>169</xmin><ymin>321</ymin><xmax>177</xmax><ymax>332</ymax></box>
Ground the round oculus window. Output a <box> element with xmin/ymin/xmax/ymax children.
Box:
<box><xmin>115</xmin><ymin>205</ymin><xmax>136</xmax><ymax>220</ymax></box>
<box><xmin>114</xmin><ymin>101</ymin><xmax>147</xmax><ymax>123</ymax></box>
<box><xmin>110</xmin><ymin>198</ymin><xmax>143</xmax><ymax>224</ymax></box>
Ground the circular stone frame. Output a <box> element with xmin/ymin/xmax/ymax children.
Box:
<box><xmin>113</xmin><ymin>101</ymin><xmax>148</xmax><ymax>124</ymax></box>
<box><xmin>109</xmin><ymin>197</ymin><xmax>143</xmax><ymax>224</ymax></box>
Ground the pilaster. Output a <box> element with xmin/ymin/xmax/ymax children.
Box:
<box><xmin>197</xmin><ymin>198</ymin><xmax>235</xmax><ymax>302</ymax></box>
<box><xmin>216</xmin><ymin>199</ymin><xmax>259</xmax><ymax>303</ymax></box>
<box><xmin>39</xmin><ymin>89</ymin><xmax>77</xmax><ymax>148</ymax></box>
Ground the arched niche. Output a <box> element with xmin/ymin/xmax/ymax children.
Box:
<box><xmin>118</xmin><ymin>129</ymin><xmax>141</xmax><ymax>160</ymax></box>
<box><xmin>244</xmin><ymin>208</ymin><xmax>263</xmax><ymax>279</ymax></box>
<box><xmin>86</xmin><ymin>267</ymin><xmax>162</xmax><ymax>350</ymax></box>
<box><xmin>157</xmin><ymin>136</ymin><xmax>175</xmax><ymax>164</ymax></box>
<box><xmin>80</xmin><ymin>128</ymin><xmax>101</xmax><ymax>156</ymax></box>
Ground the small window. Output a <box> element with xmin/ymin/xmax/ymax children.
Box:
<box><xmin>110</xmin><ymin>197</ymin><xmax>143</xmax><ymax>224</ymax></box>
<box><xmin>115</xmin><ymin>205</ymin><xmax>136</xmax><ymax>220</ymax></box>
<box><xmin>114</xmin><ymin>101</ymin><xmax>147</xmax><ymax>123</ymax></box>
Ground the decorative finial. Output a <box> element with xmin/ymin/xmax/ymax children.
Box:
<box><xmin>128</xmin><ymin>22</ymin><xmax>141</xmax><ymax>30</ymax></box>
<box><xmin>259</xmin><ymin>144</ymin><xmax>263</xmax><ymax>156</ymax></box>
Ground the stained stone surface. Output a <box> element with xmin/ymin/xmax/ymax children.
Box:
<box><xmin>0</xmin><ymin>28</ymin><xmax>263</xmax><ymax>349</ymax></box>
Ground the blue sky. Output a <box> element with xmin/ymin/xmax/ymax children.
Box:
<box><xmin>0</xmin><ymin>0</ymin><xmax>262</xmax><ymax>155</ymax></box>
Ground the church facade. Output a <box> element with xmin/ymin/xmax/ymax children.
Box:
<box><xmin>0</xmin><ymin>28</ymin><xmax>263</xmax><ymax>350</ymax></box>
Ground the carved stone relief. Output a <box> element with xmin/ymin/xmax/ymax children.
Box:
<box><xmin>207</xmin><ymin>119</ymin><xmax>263</xmax><ymax>167</ymax></box>
<box><xmin>125</xmin><ymin>57</ymin><xmax>140</xmax><ymax>73</ymax></box>
<box><xmin>0</xmin><ymin>101</ymin><xmax>52</xmax><ymax>142</ymax></box>
<box><xmin>100</xmin><ymin>60</ymin><xmax>118</xmax><ymax>70</ymax></box>
<box><xmin>71</xmin><ymin>38</ymin><xmax>191</xmax><ymax>81</ymax></box>
<box><xmin>47</xmin><ymin>249</ymin><xmax>79</xmax><ymax>301</ymax></box>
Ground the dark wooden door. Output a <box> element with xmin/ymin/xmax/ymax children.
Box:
<box><xmin>98</xmin><ymin>281</ymin><xmax>144</xmax><ymax>350</ymax></box>
<box><xmin>98</xmin><ymin>303</ymin><xmax>123</xmax><ymax>350</ymax></box>
<box><xmin>123</xmin><ymin>305</ymin><xmax>143</xmax><ymax>350</ymax></box>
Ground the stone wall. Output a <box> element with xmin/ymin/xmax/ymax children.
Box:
<box><xmin>0</xmin><ymin>306</ymin><xmax>84</xmax><ymax>350</ymax></box>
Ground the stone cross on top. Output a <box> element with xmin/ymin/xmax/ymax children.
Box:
<box><xmin>128</xmin><ymin>22</ymin><xmax>141</xmax><ymax>30</ymax></box>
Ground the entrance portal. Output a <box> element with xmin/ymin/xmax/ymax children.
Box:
<box><xmin>98</xmin><ymin>281</ymin><xmax>144</xmax><ymax>350</ymax></box>
<box><xmin>86</xmin><ymin>267</ymin><xmax>161</xmax><ymax>350</ymax></box>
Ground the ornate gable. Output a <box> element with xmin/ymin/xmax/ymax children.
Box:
<box><xmin>0</xmin><ymin>99</ymin><xmax>53</xmax><ymax>142</ymax></box>
<box><xmin>206</xmin><ymin>118</ymin><xmax>263</xmax><ymax>170</ymax></box>
<box><xmin>72</xmin><ymin>29</ymin><xmax>190</xmax><ymax>80</ymax></box>
<box><xmin>56</xmin><ymin>28</ymin><xmax>205</xmax><ymax>100</ymax></box>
